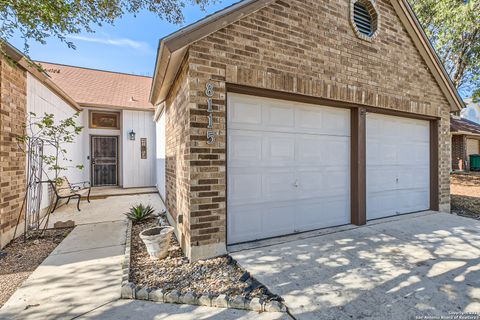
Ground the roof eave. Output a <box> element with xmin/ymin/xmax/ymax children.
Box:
<box><xmin>149</xmin><ymin>0</ymin><xmax>276</xmax><ymax>106</ymax></box>
<box><xmin>2</xmin><ymin>42</ymin><xmax>82</xmax><ymax>112</ymax></box>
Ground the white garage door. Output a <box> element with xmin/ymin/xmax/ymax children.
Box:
<box><xmin>366</xmin><ymin>113</ymin><xmax>430</xmax><ymax>220</ymax></box>
<box><xmin>227</xmin><ymin>93</ymin><xmax>350</xmax><ymax>244</ymax></box>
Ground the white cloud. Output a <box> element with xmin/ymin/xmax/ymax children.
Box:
<box><xmin>67</xmin><ymin>35</ymin><xmax>151</xmax><ymax>52</ymax></box>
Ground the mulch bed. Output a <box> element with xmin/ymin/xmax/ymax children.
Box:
<box><xmin>0</xmin><ymin>228</ymin><xmax>72</xmax><ymax>307</ymax></box>
<box><xmin>451</xmin><ymin>173</ymin><xmax>480</xmax><ymax>219</ymax></box>
<box><xmin>130</xmin><ymin>217</ymin><xmax>267</xmax><ymax>299</ymax></box>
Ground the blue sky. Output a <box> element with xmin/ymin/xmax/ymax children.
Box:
<box><xmin>9</xmin><ymin>1</ymin><xmax>238</xmax><ymax>77</ymax></box>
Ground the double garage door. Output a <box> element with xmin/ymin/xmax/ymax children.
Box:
<box><xmin>227</xmin><ymin>93</ymin><xmax>430</xmax><ymax>244</ymax></box>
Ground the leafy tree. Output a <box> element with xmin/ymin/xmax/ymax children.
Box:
<box><xmin>17</xmin><ymin>112</ymin><xmax>84</xmax><ymax>181</ymax></box>
<box><xmin>409</xmin><ymin>0</ymin><xmax>480</xmax><ymax>101</ymax></box>
<box><xmin>0</xmin><ymin>0</ymin><xmax>215</xmax><ymax>53</ymax></box>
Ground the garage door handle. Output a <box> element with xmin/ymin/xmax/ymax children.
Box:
<box><xmin>293</xmin><ymin>180</ymin><xmax>299</xmax><ymax>188</ymax></box>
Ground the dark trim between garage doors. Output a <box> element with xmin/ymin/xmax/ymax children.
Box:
<box><xmin>226</xmin><ymin>83</ymin><xmax>440</xmax><ymax>227</ymax></box>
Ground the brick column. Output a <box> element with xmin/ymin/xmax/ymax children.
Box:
<box><xmin>0</xmin><ymin>56</ymin><xmax>27</xmax><ymax>248</ymax></box>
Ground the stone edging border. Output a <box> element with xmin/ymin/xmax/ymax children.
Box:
<box><xmin>120</xmin><ymin>220</ymin><xmax>287</xmax><ymax>313</ymax></box>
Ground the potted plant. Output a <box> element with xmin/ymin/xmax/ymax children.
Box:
<box><xmin>125</xmin><ymin>204</ymin><xmax>173</xmax><ymax>259</ymax></box>
<box><xmin>139</xmin><ymin>226</ymin><xmax>174</xmax><ymax>259</ymax></box>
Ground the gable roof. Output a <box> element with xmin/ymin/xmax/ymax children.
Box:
<box><xmin>451</xmin><ymin>116</ymin><xmax>480</xmax><ymax>136</ymax></box>
<box><xmin>39</xmin><ymin>62</ymin><xmax>154</xmax><ymax>111</ymax></box>
<box><xmin>1</xmin><ymin>42</ymin><xmax>81</xmax><ymax>111</ymax></box>
<box><xmin>150</xmin><ymin>0</ymin><xmax>464</xmax><ymax>112</ymax></box>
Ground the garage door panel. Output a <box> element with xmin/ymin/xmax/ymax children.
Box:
<box><xmin>265</xmin><ymin>134</ymin><xmax>296</xmax><ymax>163</ymax></box>
<box><xmin>228</xmin><ymin>131</ymin><xmax>262</xmax><ymax>163</ymax></box>
<box><xmin>396</xmin><ymin>167</ymin><xmax>429</xmax><ymax>190</ymax></box>
<box><xmin>367</xmin><ymin>166</ymin><xmax>398</xmax><ymax>192</ymax></box>
<box><xmin>367</xmin><ymin>113</ymin><xmax>430</xmax><ymax>220</ymax></box>
<box><xmin>228</xmin><ymin>96</ymin><xmax>262</xmax><ymax>127</ymax></box>
<box><xmin>227</xmin><ymin>93</ymin><xmax>351</xmax><ymax>244</ymax></box>
<box><xmin>395</xmin><ymin>190</ymin><xmax>429</xmax><ymax>214</ymax></box>
<box><xmin>368</xmin><ymin>191</ymin><xmax>398</xmax><ymax>220</ymax></box>
<box><xmin>295</xmin><ymin>107</ymin><xmax>350</xmax><ymax>136</ymax></box>
<box><xmin>296</xmin><ymin>135</ymin><xmax>349</xmax><ymax>165</ymax></box>
<box><xmin>227</xmin><ymin>204</ymin><xmax>263</xmax><ymax>243</ymax></box>
<box><xmin>294</xmin><ymin>197</ymin><xmax>350</xmax><ymax>232</ymax></box>
<box><xmin>264</xmin><ymin>104</ymin><xmax>295</xmax><ymax>129</ymax></box>
<box><xmin>263</xmin><ymin>171</ymin><xmax>296</xmax><ymax>201</ymax></box>
<box><xmin>367</xmin><ymin>140</ymin><xmax>396</xmax><ymax>165</ymax></box>
<box><xmin>261</xmin><ymin>204</ymin><xmax>296</xmax><ymax>238</ymax></box>
<box><xmin>228</xmin><ymin>173</ymin><xmax>262</xmax><ymax>204</ymax></box>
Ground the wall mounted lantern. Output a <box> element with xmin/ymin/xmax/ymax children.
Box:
<box><xmin>128</xmin><ymin>130</ymin><xmax>136</xmax><ymax>140</ymax></box>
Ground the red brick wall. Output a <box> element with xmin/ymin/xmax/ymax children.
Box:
<box><xmin>164</xmin><ymin>0</ymin><xmax>453</xmax><ymax>259</ymax></box>
<box><xmin>451</xmin><ymin>135</ymin><xmax>466</xmax><ymax>171</ymax></box>
<box><xmin>0</xmin><ymin>56</ymin><xmax>27</xmax><ymax>248</ymax></box>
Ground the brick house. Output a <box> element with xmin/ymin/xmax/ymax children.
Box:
<box><xmin>151</xmin><ymin>0</ymin><xmax>463</xmax><ymax>261</ymax></box>
<box><xmin>0</xmin><ymin>43</ymin><xmax>81</xmax><ymax>248</ymax></box>
<box><xmin>451</xmin><ymin>116</ymin><xmax>480</xmax><ymax>171</ymax></box>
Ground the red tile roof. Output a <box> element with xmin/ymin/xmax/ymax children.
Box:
<box><xmin>451</xmin><ymin>116</ymin><xmax>480</xmax><ymax>135</ymax></box>
<box><xmin>38</xmin><ymin>62</ymin><xmax>153</xmax><ymax>110</ymax></box>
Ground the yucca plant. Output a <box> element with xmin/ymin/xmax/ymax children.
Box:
<box><xmin>125</xmin><ymin>204</ymin><xmax>155</xmax><ymax>223</ymax></box>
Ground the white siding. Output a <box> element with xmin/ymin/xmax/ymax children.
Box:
<box><xmin>156</xmin><ymin>111</ymin><xmax>166</xmax><ymax>199</ymax></box>
<box><xmin>122</xmin><ymin>110</ymin><xmax>156</xmax><ymax>188</ymax></box>
<box><xmin>26</xmin><ymin>74</ymin><xmax>87</xmax><ymax>210</ymax></box>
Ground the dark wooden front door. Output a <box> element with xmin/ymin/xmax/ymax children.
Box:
<box><xmin>91</xmin><ymin>136</ymin><xmax>118</xmax><ymax>186</ymax></box>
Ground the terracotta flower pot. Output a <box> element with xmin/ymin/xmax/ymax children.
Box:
<box><xmin>139</xmin><ymin>226</ymin><xmax>174</xmax><ymax>259</ymax></box>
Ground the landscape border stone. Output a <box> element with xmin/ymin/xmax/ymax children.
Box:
<box><xmin>120</xmin><ymin>219</ymin><xmax>287</xmax><ymax>313</ymax></box>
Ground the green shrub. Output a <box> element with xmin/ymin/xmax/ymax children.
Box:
<box><xmin>125</xmin><ymin>204</ymin><xmax>155</xmax><ymax>223</ymax></box>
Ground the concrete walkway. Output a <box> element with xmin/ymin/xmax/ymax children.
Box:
<box><xmin>0</xmin><ymin>193</ymin><xmax>288</xmax><ymax>320</ymax></box>
<box><xmin>232</xmin><ymin>212</ymin><xmax>480</xmax><ymax>320</ymax></box>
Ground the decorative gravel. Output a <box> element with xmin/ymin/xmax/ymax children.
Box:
<box><xmin>451</xmin><ymin>173</ymin><xmax>480</xmax><ymax>219</ymax></box>
<box><xmin>130</xmin><ymin>218</ymin><xmax>268</xmax><ymax>299</ymax></box>
<box><xmin>0</xmin><ymin>228</ymin><xmax>72</xmax><ymax>307</ymax></box>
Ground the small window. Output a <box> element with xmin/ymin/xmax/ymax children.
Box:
<box><xmin>89</xmin><ymin>111</ymin><xmax>120</xmax><ymax>129</ymax></box>
<box><xmin>350</xmin><ymin>0</ymin><xmax>379</xmax><ymax>41</ymax></box>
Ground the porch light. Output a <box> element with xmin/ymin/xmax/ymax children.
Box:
<box><xmin>128</xmin><ymin>130</ymin><xmax>136</xmax><ymax>140</ymax></box>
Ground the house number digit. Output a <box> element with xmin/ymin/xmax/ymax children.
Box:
<box><xmin>207</xmin><ymin>131</ymin><xmax>215</xmax><ymax>144</ymax></box>
<box><xmin>205</xmin><ymin>83</ymin><xmax>214</xmax><ymax>97</ymax></box>
<box><xmin>205</xmin><ymin>82</ymin><xmax>215</xmax><ymax>144</ymax></box>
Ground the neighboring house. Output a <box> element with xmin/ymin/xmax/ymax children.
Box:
<box><xmin>38</xmin><ymin>62</ymin><xmax>156</xmax><ymax>189</ymax></box>
<box><xmin>0</xmin><ymin>43</ymin><xmax>81</xmax><ymax>248</ymax></box>
<box><xmin>460</xmin><ymin>98</ymin><xmax>480</xmax><ymax>124</ymax></box>
<box><xmin>451</xmin><ymin>115</ymin><xmax>480</xmax><ymax>171</ymax></box>
<box><xmin>151</xmin><ymin>0</ymin><xmax>464</xmax><ymax>261</ymax></box>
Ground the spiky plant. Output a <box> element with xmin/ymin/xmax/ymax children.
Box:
<box><xmin>124</xmin><ymin>204</ymin><xmax>155</xmax><ymax>223</ymax></box>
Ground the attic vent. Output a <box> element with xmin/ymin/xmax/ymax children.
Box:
<box><xmin>354</xmin><ymin>3</ymin><xmax>373</xmax><ymax>36</ymax></box>
<box><xmin>350</xmin><ymin>0</ymin><xmax>379</xmax><ymax>41</ymax></box>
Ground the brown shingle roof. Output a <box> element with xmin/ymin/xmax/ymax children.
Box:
<box><xmin>38</xmin><ymin>62</ymin><xmax>153</xmax><ymax>110</ymax></box>
<box><xmin>451</xmin><ymin>116</ymin><xmax>480</xmax><ymax>135</ymax></box>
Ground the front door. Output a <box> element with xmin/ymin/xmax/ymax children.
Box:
<box><xmin>91</xmin><ymin>136</ymin><xmax>118</xmax><ymax>186</ymax></box>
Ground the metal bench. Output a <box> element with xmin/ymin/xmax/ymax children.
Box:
<box><xmin>48</xmin><ymin>177</ymin><xmax>91</xmax><ymax>213</ymax></box>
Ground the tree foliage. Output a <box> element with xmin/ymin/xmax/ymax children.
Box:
<box><xmin>409</xmin><ymin>0</ymin><xmax>480</xmax><ymax>100</ymax></box>
<box><xmin>17</xmin><ymin>112</ymin><xmax>84</xmax><ymax>181</ymax></box>
<box><xmin>0</xmin><ymin>0</ymin><xmax>215</xmax><ymax>53</ymax></box>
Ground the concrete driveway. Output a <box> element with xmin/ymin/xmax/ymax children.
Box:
<box><xmin>232</xmin><ymin>212</ymin><xmax>480</xmax><ymax>320</ymax></box>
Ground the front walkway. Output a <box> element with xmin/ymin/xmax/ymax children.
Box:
<box><xmin>0</xmin><ymin>193</ymin><xmax>288</xmax><ymax>320</ymax></box>
<box><xmin>232</xmin><ymin>211</ymin><xmax>480</xmax><ymax>320</ymax></box>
